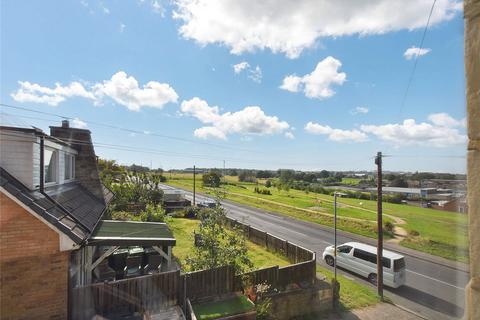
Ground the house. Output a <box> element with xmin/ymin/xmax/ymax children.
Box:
<box><xmin>0</xmin><ymin>121</ymin><xmax>176</xmax><ymax>319</ymax></box>
<box><xmin>430</xmin><ymin>197</ymin><xmax>468</xmax><ymax>213</ymax></box>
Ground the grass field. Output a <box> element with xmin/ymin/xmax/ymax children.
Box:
<box><xmin>167</xmin><ymin>217</ymin><xmax>380</xmax><ymax>311</ymax></box>
<box><xmin>165</xmin><ymin>173</ymin><xmax>469</xmax><ymax>263</ymax></box>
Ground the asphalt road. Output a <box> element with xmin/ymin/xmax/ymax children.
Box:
<box><xmin>163</xmin><ymin>185</ymin><xmax>469</xmax><ymax>319</ymax></box>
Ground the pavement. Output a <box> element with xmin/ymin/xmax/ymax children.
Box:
<box><xmin>324</xmin><ymin>303</ymin><xmax>426</xmax><ymax>320</ymax></box>
<box><xmin>162</xmin><ymin>184</ymin><xmax>470</xmax><ymax>320</ymax></box>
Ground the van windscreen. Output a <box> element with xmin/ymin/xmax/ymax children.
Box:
<box><xmin>394</xmin><ymin>258</ymin><xmax>406</xmax><ymax>271</ymax></box>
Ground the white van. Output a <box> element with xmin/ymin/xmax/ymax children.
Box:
<box><xmin>322</xmin><ymin>242</ymin><xmax>406</xmax><ymax>288</ymax></box>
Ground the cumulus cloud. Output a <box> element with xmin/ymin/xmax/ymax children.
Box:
<box><xmin>11</xmin><ymin>71</ymin><xmax>179</xmax><ymax>111</ymax></box>
<box><xmin>351</xmin><ymin>106</ymin><xmax>369</xmax><ymax>115</ymax></box>
<box><xmin>427</xmin><ymin>112</ymin><xmax>465</xmax><ymax>127</ymax></box>
<box><xmin>285</xmin><ymin>131</ymin><xmax>295</xmax><ymax>140</ymax></box>
<box><xmin>181</xmin><ymin>97</ymin><xmax>289</xmax><ymax>140</ymax></box>
<box><xmin>404</xmin><ymin>46</ymin><xmax>431</xmax><ymax>60</ymax></box>
<box><xmin>280</xmin><ymin>56</ymin><xmax>346</xmax><ymax>99</ymax></box>
<box><xmin>71</xmin><ymin>118</ymin><xmax>88</xmax><ymax>129</ymax></box>
<box><xmin>173</xmin><ymin>0</ymin><xmax>461</xmax><ymax>58</ymax></box>
<box><xmin>151</xmin><ymin>0</ymin><xmax>165</xmax><ymax>16</ymax></box>
<box><xmin>248</xmin><ymin>66</ymin><xmax>262</xmax><ymax>83</ymax></box>
<box><xmin>233</xmin><ymin>62</ymin><xmax>250</xmax><ymax>74</ymax></box>
<box><xmin>11</xmin><ymin>81</ymin><xmax>96</xmax><ymax>106</ymax></box>
<box><xmin>233</xmin><ymin>62</ymin><xmax>262</xmax><ymax>83</ymax></box>
<box><xmin>93</xmin><ymin>71</ymin><xmax>178</xmax><ymax>111</ymax></box>
<box><xmin>360</xmin><ymin>116</ymin><xmax>466</xmax><ymax>147</ymax></box>
<box><xmin>305</xmin><ymin>122</ymin><xmax>368</xmax><ymax>142</ymax></box>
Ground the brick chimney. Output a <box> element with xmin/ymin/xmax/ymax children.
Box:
<box><xmin>50</xmin><ymin>121</ymin><xmax>105</xmax><ymax>202</ymax></box>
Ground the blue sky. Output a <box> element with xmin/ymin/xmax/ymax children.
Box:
<box><xmin>0</xmin><ymin>0</ymin><xmax>466</xmax><ymax>173</ymax></box>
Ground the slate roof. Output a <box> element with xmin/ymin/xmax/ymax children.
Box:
<box><xmin>0</xmin><ymin>167</ymin><xmax>106</xmax><ymax>244</ymax></box>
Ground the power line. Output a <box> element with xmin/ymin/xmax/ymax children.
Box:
<box><xmin>0</xmin><ymin>103</ymin><xmax>269</xmax><ymax>154</ymax></box>
<box><xmin>398</xmin><ymin>0</ymin><xmax>437</xmax><ymax>118</ymax></box>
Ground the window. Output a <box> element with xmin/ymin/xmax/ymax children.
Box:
<box><xmin>353</xmin><ymin>249</ymin><xmax>392</xmax><ymax>268</ymax></box>
<box><xmin>337</xmin><ymin>245</ymin><xmax>352</xmax><ymax>254</ymax></box>
<box><xmin>44</xmin><ymin>148</ymin><xmax>57</xmax><ymax>183</ymax></box>
<box><xmin>394</xmin><ymin>258</ymin><xmax>405</xmax><ymax>272</ymax></box>
<box><xmin>64</xmin><ymin>154</ymin><xmax>75</xmax><ymax>180</ymax></box>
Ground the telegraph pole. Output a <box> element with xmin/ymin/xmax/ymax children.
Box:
<box><xmin>375</xmin><ymin>152</ymin><xmax>384</xmax><ymax>299</ymax></box>
<box><xmin>193</xmin><ymin>165</ymin><xmax>196</xmax><ymax>206</ymax></box>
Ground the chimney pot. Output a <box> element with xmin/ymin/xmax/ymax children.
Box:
<box><xmin>62</xmin><ymin>120</ymin><xmax>69</xmax><ymax>128</ymax></box>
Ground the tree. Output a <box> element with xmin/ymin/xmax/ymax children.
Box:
<box><xmin>185</xmin><ymin>203</ymin><xmax>253</xmax><ymax>274</ymax></box>
<box><xmin>318</xmin><ymin>170</ymin><xmax>330</xmax><ymax>179</ymax></box>
<box><xmin>265</xmin><ymin>180</ymin><xmax>272</xmax><ymax>188</ymax></box>
<box><xmin>202</xmin><ymin>172</ymin><xmax>221</xmax><ymax>187</ymax></box>
<box><xmin>278</xmin><ymin>169</ymin><xmax>295</xmax><ymax>184</ymax></box>
<box><xmin>239</xmin><ymin>170</ymin><xmax>256</xmax><ymax>182</ymax></box>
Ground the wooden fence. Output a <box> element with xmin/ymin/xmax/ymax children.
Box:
<box><xmin>71</xmin><ymin>219</ymin><xmax>316</xmax><ymax>319</ymax></box>
<box><xmin>71</xmin><ymin>269</ymin><xmax>180</xmax><ymax>319</ymax></box>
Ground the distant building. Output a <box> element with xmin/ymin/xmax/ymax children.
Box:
<box><xmin>366</xmin><ymin>187</ymin><xmax>443</xmax><ymax>200</ymax></box>
<box><xmin>430</xmin><ymin>197</ymin><xmax>468</xmax><ymax>213</ymax></box>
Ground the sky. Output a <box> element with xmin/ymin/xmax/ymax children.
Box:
<box><xmin>0</xmin><ymin>0</ymin><xmax>467</xmax><ymax>173</ymax></box>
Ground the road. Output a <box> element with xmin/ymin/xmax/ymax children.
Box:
<box><xmin>163</xmin><ymin>185</ymin><xmax>469</xmax><ymax>319</ymax></box>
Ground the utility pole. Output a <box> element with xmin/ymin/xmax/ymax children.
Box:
<box><xmin>193</xmin><ymin>165</ymin><xmax>196</xmax><ymax>206</ymax></box>
<box><xmin>375</xmin><ymin>151</ymin><xmax>384</xmax><ymax>300</ymax></box>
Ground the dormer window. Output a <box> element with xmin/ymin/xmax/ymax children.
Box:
<box><xmin>44</xmin><ymin>147</ymin><xmax>58</xmax><ymax>183</ymax></box>
<box><xmin>64</xmin><ymin>154</ymin><xmax>75</xmax><ymax>180</ymax></box>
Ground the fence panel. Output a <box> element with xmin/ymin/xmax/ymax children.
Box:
<box><xmin>234</xmin><ymin>265</ymin><xmax>279</xmax><ymax>291</ymax></box>
<box><xmin>278</xmin><ymin>260</ymin><xmax>316</xmax><ymax>288</ymax></box>
<box><xmin>71</xmin><ymin>270</ymin><xmax>180</xmax><ymax>319</ymax></box>
<box><xmin>184</xmin><ymin>265</ymin><xmax>235</xmax><ymax>302</ymax></box>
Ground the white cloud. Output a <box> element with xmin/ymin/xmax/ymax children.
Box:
<box><xmin>404</xmin><ymin>46</ymin><xmax>431</xmax><ymax>60</ymax></box>
<box><xmin>427</xmin><ymin>112</ymin><xmax>465</xmax><ymax>127</ymax></box>
<box><xmin>280</xmin><ymin>56</ymin><xmax>346</xmax><ymax>99</ymax></box>
<box><xmin>248</xmin><ymin>66</ymin><xmax>262</xmax><ymax>83</ymax></box>
<box><xmin>181</xmin><ymin>97</ymin><xmax>289</xmax><ymax>140</ymax></box>
<box><xmin>71</xmin><ymin>118</ymin><xmax>88</xmax><ymax>129</ymax></box>
<box><xmin>233</xmin><ymin>62</ymin><xmax>250</xmax><ymax>74</ymax></box>
<box><xmin>120</xmin><ymin>23</ymin><xmax>126</xmax><ymax>33</ymax></box>
<box><xmin>11</xmin><ymin>71</ymin><xmax>179</xmax><ymax>111</ymax></box>
<box><xmin>285</xmin><ymin>131</ymin><xmax>295</xmax><ymax>139</ymax></box>
<box><xmin>305</xmin><ymin>122</ymin><xmax>368</xmax><ymax>142</ymax></box>
<box><xmin>360</xmin><ymin>116</ymin><xmax>466</xmax><ymax>147</ymax></box>
<box><xmin>11</xmin><ymin>81</ymin><xmax>96</xmax><ymax>106</ymax></box>
<box><xmin>173</xmin><ymin>0</ymin><xmax>461</xmax><ymax>58</ymax></box>
<box><xmin>151</xmin><ymin>0</ymin><xmax>165</xmax><ymax>16</ymax></box>
<box><xmin>93</xmin><ymin>71</ymin><xmax>178</xmax><ymax>111</ymax></box>
<box><xmin>351</xmin><ymin>106</ymin><xmax>369</xmax><ymax>115</ymax></box>
<box><xmin>100</xmin><ymin>2</ymin><xmax>110</xmax><ymax>14</ymax></box>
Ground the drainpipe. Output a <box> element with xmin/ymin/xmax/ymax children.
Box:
<box><xmin>39</xmin><ymin>135</ymin><xmax>45</xmax><ymax>193</ymax></box>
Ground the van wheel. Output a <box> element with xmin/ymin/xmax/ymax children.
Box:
<box><xmin>325</xmin><ymin>256</ymin><xmax>334</xmax><ymax>266</ymax></box>
<box><xmin>368</xmin><ymin>273</ymin><xmax>377</xmax><ymax>285</ymax></box>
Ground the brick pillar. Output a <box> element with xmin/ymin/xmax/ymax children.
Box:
<box><xmin>465</xmin><ymin>1</ymin><xmax>480</xmax><ymax>319</ymax></box>
<box><xmin>49</xmin><ymin>122</ymin><xmax>105</xmax><ymax>202</ymax></box>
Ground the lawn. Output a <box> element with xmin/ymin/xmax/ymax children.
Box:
<box><xmin>167</xmin><ymin>217</ymin><xmax>380</xmax><ymax>311</ymax></box>
<box><xmin>192</xmin><ymin>295</ymin><xmax>255</xmax><ymax>320</ymax></box>
<box><xmin>165</xmin><ymin>173</ymin><xmax>469</xmax><ymax>263</ymax></box>
<box><xmin>168</xmin><ymin>217</ymin><xmax>290</xmax><ymax>269</ymax></box>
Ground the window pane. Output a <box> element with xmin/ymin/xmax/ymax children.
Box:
<box><xmin>44</xmin><ymin>149</ymin><xmax>56</xmax><ymax>183</ymax></box>
<box><xmin>65</xmin><ymin>155</ymin><xmax>72</xmax><ymax>180</ymax></box>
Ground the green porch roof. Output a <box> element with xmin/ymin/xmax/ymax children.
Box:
<box><xmin>88</xmin><ymin>220</ymin><xmax>176</xmax><ymax>247</ymax></box>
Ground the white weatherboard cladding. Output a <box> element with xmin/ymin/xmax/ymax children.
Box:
<box><xmin>1</xmin><ymin>130</ymin><xmax>78</xmax><ymax>190</ymax></box>
<box><xmin>0</xmin><ymin>132</ymin><xmax>36</xmax><ymax>189</ymax></box>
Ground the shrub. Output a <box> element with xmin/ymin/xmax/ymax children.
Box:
<box><xmin>384</xmin><ymin>221</ymin><xmax>395</xmax><ymax>233</ymax></box>
<box><xmin>140</xmin><ymin>204</ymin><xmax>166</xmax><ymax>222</ymax></box>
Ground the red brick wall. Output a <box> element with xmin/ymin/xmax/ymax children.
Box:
<box><xmin>0</xmin><ymin>192</ymin><xmax>69</xmax><ymax>319</ymax></box>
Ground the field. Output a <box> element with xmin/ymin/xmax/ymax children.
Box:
<box><xmin>167</xmin><ymin>217</ymin><xmax>380</xmax><ymax>311</ymax></box>
<box><xmin>165</xmin><ymin>173</ymin><xmax>469</xmax><ymax>263</ymax></box>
